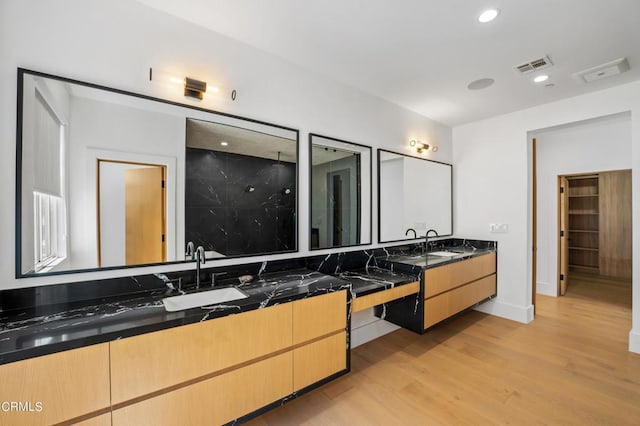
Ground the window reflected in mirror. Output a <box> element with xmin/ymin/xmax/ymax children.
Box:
<box><xmin>17</xmin><ymin>69</ymin><xmax>298</xmax><ymax>277</ymax></box>
<box><xmin>309</xmin><ymin>134</ymin><xmax>371</xmax><ymax>249</ymax></box>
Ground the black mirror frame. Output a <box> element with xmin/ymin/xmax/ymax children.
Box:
<box><xmin>376</xmin><ymin>148</ymin><xmax>453</xmax><ymax>244</ymax></box>
<box><xmin>308</xmin><ymin>133</ymin><xmax>372</xmax><ymax>251</ymax></box>
<box><xmin>15</xmin><ymin>68</ymin><xmax>299</xmax><ymax>278</ymax></box>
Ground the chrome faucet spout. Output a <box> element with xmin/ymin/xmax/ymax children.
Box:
<box><xmin>186</xmin><ymin>241</ymin><xmax>196</xmax><ymax>260</ymax></box>
<box><xmin>195</xmin><ymin>246</ymin><xmax>206</xmax><ymax>289</ymax></box>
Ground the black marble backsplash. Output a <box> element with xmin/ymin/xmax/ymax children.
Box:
<box><xmin>185</xmin><ymin>147</ymin><xmax>296</xmax><ymax>256</ymax></box>
<box><xmin>0</xmin><ymin>238</ymin><xmax>495</xmax><ymax>313</ymax></box>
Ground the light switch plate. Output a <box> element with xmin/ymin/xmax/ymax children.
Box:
<box><xmin>489</xmin><ymin>223</ymin><xmax>509</xmax><ymax>233</ymax></box>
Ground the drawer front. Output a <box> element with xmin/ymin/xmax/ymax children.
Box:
<box><xmin>74</xmin><ymin>413</ymin><xmax>112</xmax><ymax>426</ymax></box>
<box><xmin>293</xmin><ymin>331</ymin><xmax>347</xmax><ymax>391</ymax></box>
<box><xmin>0</xmin><ymin>343</ymin><xmax>110</xmax><ymax>426</ymax></box>
<box><xmin>112</xmin><ymin>352</ymin><xmax>293</xmax><ymax>426</ymax></box>
<box><xmin>293</xmin><ymin>290</ymin><xmax>347</xmax><ymax>344</ymax></box>
<box><xmin>425</xmin><ymin>252</ymin><xmax>496</xmax><ymax>298</ymax></box>
<box><xmin>424</xmin><ymin>274</ymin><xmax>496</xmax><ymax>329</ymax></box>
<box><xmin>110</xmin><ymin>302</ymin><xmax>292</xmax><ymax>404</ymax></box>
<box><xmin>352</xmin><ymin>281</ymin><xmax>420</xmax><ymax>312</ymax></box>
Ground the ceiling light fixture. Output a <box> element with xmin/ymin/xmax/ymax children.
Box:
<box><xmin>478</xmin><ymin>9</ymin><xmax>499</xmax><ymax>23</ymax></box>
<box><xmin>220</xmin><ymin>141</ymin><xmax>229</xmax><ymax>146</ymax></box>
<box><xmin>533</xmin><ymin>74</ymin><xmax>549</xmax><ymax>83</ymax></box>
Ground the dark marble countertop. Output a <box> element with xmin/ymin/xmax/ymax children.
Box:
<box><xmin>377</xmin><ymin>241</ymin><xmax>496</xmax><ymax>270</ymax></box>
<box><xmin>0</xmin><ymin>269</ymin><xmax>350</xmax><ymax>365</ymax></box>
<box><xmin>337</xmin><ymin>267</ymin><xmax>419</xmax><ymax>298</ymax></box>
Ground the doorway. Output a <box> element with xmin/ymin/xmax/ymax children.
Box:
<box><xmin>327</xmin><ymin>169</ymin><xmax>352</xmax><ymax>247</ymax></box>
<box><xmin>97</xmin><ymin>160</ymin><xmax>167</xmax><ymax>267</ymax></box>
<box><xmin>557</xmin><ymin>169</ymin><xmax>632</xmax><ymax>296</ymax></box>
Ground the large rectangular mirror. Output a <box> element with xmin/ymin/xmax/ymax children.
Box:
<box><xmin>309</xmin><ymin>134</ymin><xmax>371</xmax><ymax>249</ymax></box>
<box><xmin>17</xmin><ymin>69</ymin><xmax>298</xmax><ymax>277</ymax></box>
<box><xmin>378</xmin><ymin>149</ymin><xmax>452</xmax><ymax>242</ymax></box>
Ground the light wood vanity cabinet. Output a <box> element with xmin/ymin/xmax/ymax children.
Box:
<box><xmin>292</xmin><ymin>290</ymin><xmax>347</xmax><ymax>390</ymax></box>
<box><xmin>111</xmin><ymin>290</ymin><xmax>347</xmax><ymax>425</ymax></box>
<box><xmin>0</xmin><ymin>343</ymin><xmax>111</xmax><ymax>426</ymax></box>
<box><xmin>424</xmin><ymin>252</ymin><xmax>496</xmax><ymax>329</ymax></box>
<box><xmin>110</xmin><ymin>302</ymin><xmax>293</xmax><ymax>404</ymax></box>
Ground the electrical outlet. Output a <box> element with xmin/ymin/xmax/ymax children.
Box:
<box><xmin>415</xmin><ymin>222</ymin><xmax>427</xmax><ymax>230</ymax></box>
<box><xmin>489</xmin><ymin>223</ymin><xmax>509</xmax><ymax>233</ymax></box>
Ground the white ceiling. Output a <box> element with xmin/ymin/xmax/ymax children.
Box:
<box><xmin>136</xmin><ymin>0</ymin><xmax>640</xmax><ymax>126</ymax></box>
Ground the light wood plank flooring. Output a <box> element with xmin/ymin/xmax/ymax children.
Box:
<box><xmin>247</xmin><ymin>273</ymin><xmax>639</xmax><ymax>425</ymax></box>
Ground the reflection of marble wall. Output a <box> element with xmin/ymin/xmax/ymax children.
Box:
<box><xmin>185</xmin><ymin>148</ymin><xmax>296</xmax><ymax>256</ymax></box>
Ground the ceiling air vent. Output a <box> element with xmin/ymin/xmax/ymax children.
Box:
<box><xmin>572</xmin><ymin>58</ymin><xmax>630</xmax><ymax>84</ymax></box>
<box><xmin>515</xmin><ymin>55</ymin><xmax>553</xmax><ymax>74</ymax></box>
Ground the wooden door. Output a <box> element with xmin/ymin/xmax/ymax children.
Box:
<box><xmin>125</xmin><ymin>166</ymin><xmax>166</xmax><ymax>265</ymax></box>
<box><xmin>558</xmin><ymin>176</ymin><xmax>569</xmax><ymax>296</ymax></box>
<box><xmin>599</xmin><ymin>170</ymin><xmax>632</xmax><ymax>279</ymax></box>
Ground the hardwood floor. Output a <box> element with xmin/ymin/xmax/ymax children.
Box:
<box><xmin>247</xmin><ymin>274</ymin><xmax>639</xmax><ymax>425</ymax></box>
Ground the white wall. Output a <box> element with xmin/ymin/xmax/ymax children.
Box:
<box><xmin>0</xmin><ymin>0</ymin><xmax>451</xmax><ymax>291</ymax></box>
<box><xmin>533</xmin><ymin>113</ymin><xmax>632</xmax><ymax>296</ymax></box>
<box><xmin>453</xmin><ymin>81</ymin><xmax>640</xmax><ymax>353</ymax></box>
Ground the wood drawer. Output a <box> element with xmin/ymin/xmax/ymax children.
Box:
<box><xmin>0</xmin><ymin>343</ymin><xmax>110</xmax><ymax>426</ymax></box>
<box><xmin>112</xmin><ymin>352</ymin><xmax>293</xmax><ymax>426</ymax></box>
<box><xmin>293</xmin><ymin>290</ymin><xmax>346</xmax><ymax>344</ymax></box>
<box><xmin>352</xmin><ymin>281</ymin><xmax>420</xmax><ymax>312</ymax></box>
<box><xmin>293</xmin><ymin>331</ymin><xmax>347</xmax><ymax>391</ymax></box>
<box><xmin>110</xmin><ymin>302</ymin><xmax>292</xmax><ymax>404</ymax></box>
<box><xmin>424</xmin><ymin>252</ymin><xmax>496</xmax><ymax>298</ymax></box>
<box><xmin>424</xmin><ymin>274</ymin><xmax>496</xmax><ymax>329</ymax></box>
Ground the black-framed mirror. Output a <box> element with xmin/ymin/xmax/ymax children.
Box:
<box><xmin>377</xmin><ymin>149</ymin><xmax>452</xmax><ymax>243</ymax></box>
<box><xmin>16</xmin><ymin>68</ymin><xmax>298</xmax><ymax>277</ymax></box>
<box><xmin>309</xmin><ymin>134</ymin><xmax>372</xmax><ymax>249</ymax></box>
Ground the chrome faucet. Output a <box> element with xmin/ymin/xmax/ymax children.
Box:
<box><xmin>186</xmin><ymin>241</ymin><xmax>196</xmax><ymax>260</ymax></box>
<box><xmin>405</xmin><ymin>228</ymin><xmax>417</xmax><ymax>238</ymax></box>
<box><xmin>195</xmin><ymin>246</ymin><xmax>205</xmax><ymax>289</ymax></box>
<box><xmin>424</xmin><ymin>229</ymin><xmax>439</xmax><ymax>253</ymax></box>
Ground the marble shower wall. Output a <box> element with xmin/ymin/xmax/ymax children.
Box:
<box><xmin>185</xmin><ymin>147</ymin><xmax>296</xmax><ymax>256</ymax></box>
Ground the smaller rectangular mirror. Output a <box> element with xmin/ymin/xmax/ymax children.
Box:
<box><xmin>378</xmin><ymin>149</ymin><xmax>452</xmax><ymax>242</ymax></box>
<box><xmin>309</xmin><ymin>134</ymin><xmax>371</xmax><ymax>249</ymax></box>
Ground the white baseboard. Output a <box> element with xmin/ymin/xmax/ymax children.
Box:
<box><xmin>351</xmin><ymin>308</ymin><xmax>400</xmax><ymax>348</ymax></box>
<box><xmin>630</xmin><ymin>329</ymin><xmax>640</xmax><ymax>354</ymax></box>
<box><xmin>536</xmin><ymin>281</ymin><xmax>557</xmax><ymax>296</ymax></box>
<box><xmin>474</xmin><ymin>299</ymin><xmax>534</xmax><ymax>324</ymax></box>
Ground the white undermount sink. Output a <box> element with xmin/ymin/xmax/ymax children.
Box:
<box><xmin>428</xmin><ymin>251</ymin><xmax>460</xmax><ymax>257</ymax></box>
<box><xmin>162</xmin><ymin>287</ymin><xmax>248</xmax><ymax>312</ymax></box>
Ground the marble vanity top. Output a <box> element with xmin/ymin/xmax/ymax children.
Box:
<box><xmin>377</xmin><ymin>240</ymin><xmax>496</xmax><ymax>269</ymax></box>
<box><xmin>0</xmin><ymin>269</ymin><xmax>350</xmax><ymax>365</ymax></box>
<box><xmin>337</xmin><ymin>267</ymin><xmax>419</xmax><ymax>298</ymax></box>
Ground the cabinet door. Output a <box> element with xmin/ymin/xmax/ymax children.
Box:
<box><xmin>424</xmin><ymin>274</ymin><xmax>496</xmax><ymax>328</ymax></box>
<box><xmin>293</xmin><ymin>331</ymin><xmax>347</xmax><ymax>390</ymax></box>
<box><xmin>112</xmin><ymin>352</ymin><xmax>293</xmax><ymax>426</ymax></box>
<box><xmin>424</xmin><ymin>252</ymin><xmax>496</xmax><ymax>298</ymax></box>
<box><xmin>110</xmin><ymin>303</ymin><xmax>292</xmax><ymax>404</ymax></box>
<box><xmin>0</xmin><ymin>343</ymin><xmax>110</xmax><ymax>426</ymax></box>
<box><xmin>292</xmin><ymin>290</ymin><xmax>346</xmax><ymax>344</ymax></box>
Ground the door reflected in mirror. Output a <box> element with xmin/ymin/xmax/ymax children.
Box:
<box><xmin>378</xmin><ymin>149</ymin><xmax>452</xmax><ymax>243</ymax></box>
<box><xmin>16</xmin><ymin>69</ymin><xmax>298</xmax><ymax>277</ymax></box>
<box><xmin>309</xmin><ymin>134</ymin><xmax>371</xmax><ymax>249</ymax></box>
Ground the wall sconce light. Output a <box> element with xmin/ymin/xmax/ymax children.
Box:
<box><xmin>184</xmin><ymin>77</ymin><xmax>207</xmax><ymax>100</ymax></box>
<box><xmin>409</xmin><ymin>139</ymin><xmax>438</xmax><ymax>154</ymax></box>
<box><xmin>149</xmin><ymin>67</ymin><xmax>222</xmax><ymax>101</ymax></box>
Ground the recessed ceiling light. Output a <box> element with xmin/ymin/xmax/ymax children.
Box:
<box><xmin>533</xmin><ymin>75</ymin><xmax>549</xmax><ymax>83</ymax></box>
<box><xmin>467</xmin><ymin>78</ymin><xmax>495</xmax><ymax>90</ymax></box>
<box><xmin>478</xmin><ymin>9</ymin><xmax>499</xmax><ymax>23</ymax></box>
<box><xmin>220</xmin><ymin>141</ymin><xmax>229</xmax><ymax>146</ymax></box>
